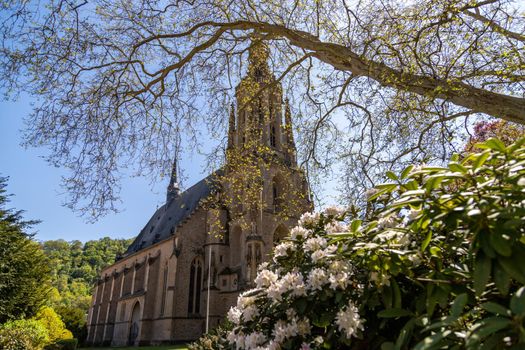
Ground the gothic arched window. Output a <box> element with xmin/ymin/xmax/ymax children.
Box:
<box><xmin>188</xmin><ymin>257</ymin><xmax>202</xmax><ymax>315</ymax></box>
<box><xmin>270</xmin><ymin>125</ymin><xmax>277</xmax><ymax>147</ymax></box>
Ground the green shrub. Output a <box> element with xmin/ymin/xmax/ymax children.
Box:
<box><xmin>34</xmin><ymin>306</ymin><xmax>73</xmax><ymax>343</ymax></box>
<box><xmin>0</xmin><ymin>318</ymin><xmax>49</xmax><ymax>350</ymax></box>
<box><xmin>191</xmin><ymin>137</ymin><xmax>525</xmax><ymax>349</ymax></box>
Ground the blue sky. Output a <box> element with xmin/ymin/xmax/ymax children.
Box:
<box><xmin>0</xmin><ymin>96</ymin><xmax>211</xmax><ymax>242</ymax></box>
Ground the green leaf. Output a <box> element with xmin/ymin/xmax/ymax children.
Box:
<box><xmin>449</xmin><ymin>162</ymin><xmax>468</xmax><ymax>173</ymax></box>
<box><xmin>473</xmin><ymin>253</ymin><xmax>492</xmax><ymax>296</ymax></box>
<box><xmin>400</xmin><ymin>165</ymin><xmax>414</xmax><ymax>180</ymax></box>
<box><xmin>429</xmin><ymin>246</ymin><xmax>441</xmax><ymax>257</ymax></box>
<box><xmin>381</xmin><ymin>342</ymin><xmax>395</xmax><ymax>350</ymax></box>
<box><xmin>351</xmin><ymin>219</ymin><xmax>362</xmax><ymax>233</ymax></box>
<box><xmin>508</xmin><ymin>137</ymin><xmax>525</xmax><ymax>153</ymax></box>
<box><xmin>472</xmin><ymin>151</ymin><xmax>490</xmax><ymax>170</ymax></box>
<box><xmin>489</xmin><ymin>233</ymin><xmax>511</xmax><ymax>257</ymax></box>
<box><xmin>424</xmin><ymin>175</ymin><xmax>445</xmax><ymax>191</ymax></box>
<box><xmin>510</xmin><ymin>286</ymin><xmax>525</xmax><ymax>316</ymax></box>
<box><xmin>480</xmin><ymin>302</ymin><xmax>509</xmax><ymax>316</ymax></box>
<box><xmin>386</xmin><ymin>171</ymin><xmax>398</xmax><ymax>181</ymax></box>
<box><xmin>392</xmin><ymin>279</ymin><xmax>402</xmax><ymax>309</ymax></box>
<box><xmin>469</xmin><ymin>317</ymin><xmax>512</xmax><ymax>342</ymax></box>
<box><xmin>313</xmin><ymin>312</ymin><xmax>333</xmax><ymax>327</ymax></box>
<box><xmin>414</xmin><ymin>330</ymin><xmax>452</xmax><ymax>350</ymax></box>
<box><xmin>498</xmin><ymin>256</ymin><xmax>525</xmax><ymax>284</ymax></box>
<box><xmin>475</xmin><ymin>138</ymin><xmax>506</xmax><ymax>152</ymax></box>
<box><xmin>493</xmin><ymin>262</ymin><xmax>510</xmax><ymax>296</ymax></box>
<box><xmin>377</xmin><ymin>308</ymin><xmax>412</xmax><ymax>318</ymax></box>
<box><xmin>450</xmin><ymin>293</ymin><xmax>468</xmax><ymax>318</ymax></box>
<box><xmin>395</xmin><ymin>319</ymin><xmax>415</xmax><ymax>349</ymax></box>
<box><xmin>421</xmin><ymin>231</ymin><xmax>432</xmax><ymax>251</ymax></box>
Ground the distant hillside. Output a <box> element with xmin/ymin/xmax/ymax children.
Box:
<box><xmin>42</xmin><ymin>237</ymin><xmax>133</xmax><ymax>308</ymax></box>
<box><xmin>39</xmin><ymin>236</ymin><xmax>133</xmax><ymax>342</ymax></box>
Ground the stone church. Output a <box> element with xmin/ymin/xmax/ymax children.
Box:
<box><xmin>85</xmin><ymin>42</ymin><xmax>311</xmax><ymax>346</ymax></box>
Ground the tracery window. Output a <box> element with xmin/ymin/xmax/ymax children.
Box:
<box><xmin>187</xmin><ymin>257</ymin><xmax>202</xmax><ymax>315</ymax></box>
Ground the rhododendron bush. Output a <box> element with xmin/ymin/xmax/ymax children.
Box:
<box><xmin>190</xmin><ymin>138</ymin><xmax>525</xmax><ymax>350</ymax></box>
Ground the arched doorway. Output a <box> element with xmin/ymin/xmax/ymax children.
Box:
<box><xmin>128</xmin><ymin>301</ymin><xmax>141</xmax><ymax>346</ymax></box>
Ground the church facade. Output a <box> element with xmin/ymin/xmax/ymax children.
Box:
<box><xmin>85</xmin><ymin>42</ymin><xmax>311</xmax><ymax>346</ymax></box>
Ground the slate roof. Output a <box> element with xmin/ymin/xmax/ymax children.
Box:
<box><xmin>123</xmin><ymin>171</ymin><xmax>221</xmax><ymax>256</ymax></box>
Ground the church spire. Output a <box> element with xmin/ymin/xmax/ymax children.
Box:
<box><xmin>166</xmin><ymin>153</ymin><xmax>180</xmax><ymax>202</ymax></box>
<box><xmin>227</xmin><ymin>102</ymin><xmax>236</xmax><ymax>150</ymax></box>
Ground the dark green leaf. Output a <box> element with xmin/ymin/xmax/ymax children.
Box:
<box><xmin>450</xmin><ymin>293</ymin><xmax>468</xmax><ymax>318</ymax></box>
<box><xmin>480</xmin><ymin>302</ymin><xmax>509</xmax><ymax>316</ymax></box>
<box><xmin>473</xmin><ymin>253</ymin><xmax>491</xmax><ymax>296</ymax></box>
<box><xmin>414</xmin><ymin>330</ymin><xmax>452</xmax><ymax>350</ymax></box>
<box><xmin>489</xmin><ymin>233</ymin><xmax>511</xmax><ymax>257</ymax></box>
<box><xmin>499</xmin><ymin>256</ymin><xmax>525</xmax><ymax>284</ymax></box>
<box><xmin>493</xmin><ymin>262</ymin><xmax>510</xmax><ymax>296</ymax></box>
<box><xmin>510</xmin><ymin>286</ymin><xmax>525</xmax><ymax>316</ymax></box>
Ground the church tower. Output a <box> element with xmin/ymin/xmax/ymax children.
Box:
<box><xmin>228</xmin><ymin>40</ymin><xmax>297</xmax><ymax>166</ymax></box>
<box><xmin>216</xmin><ymin>40</ymin><xmax>312</xmax><ymax>288</ymax></box>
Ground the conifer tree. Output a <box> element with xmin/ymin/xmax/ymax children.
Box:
<box><xmin>0</xmin><ymin>177</ymin><xmax>52</xmax><ymax>323</ymax></box>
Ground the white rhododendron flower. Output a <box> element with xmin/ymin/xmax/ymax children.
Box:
<box><xmin>255</xmin><ymin>269</ymin><xmax>278</xmax><ymax>288</ymax></box>
<box><xmin>242</xmin><ymin>304</ymin><xmax>260</xmax><ymax>322</ymax></box>
<box><xmin>303</xmin><ymin>237</ymin><xmax>327</xmax><ymax>252</ymax></box>
<box><xmin>324</xmin><ymin>221</ymin><xmax>348</xmax><ymax>234</ymax></box>
<box><xmin>324</xmin><ymin>205</ymin><xmax>346</xmax><ymax>217</ymax></box>
<box><xmin>290</xmin><ymin>226</ymin><xmax>310</xmax><ymax>240</ymax></box>
<box><xmin>274</xmin><ymin>241</ymin><xmax>294</xmax><ymax>258</ymax></box>
<box><xmin>227</xmin><ymin>307</ymin><xmax>242</xmax><ymax>325</ymax></box>
<box><xmin>299</xmin><ymin>211</ymin><xmax>320</xmax><ymax>226</ymax></box>
<box><xmin>244</xmin><ymin>331</ymin><xmax>266</xmax><ymax>349</ymax></box>
<box><xmin>307</xmin><ymin>267</ymin><xmax>329</xmax><ymax>290</ymax></box>
<box><xmin>329</xmin><ymin>271</ymin><xmax>349</xmax><ymax>290</ymax></box>
<box><xmin>335</xmin><ymin>301</ymin><xmax>364</xmax><ymax>339</ymax></box>
<box><xmin>220</xmin><ymin>209</ymin><xmax>369</xmax><ymax>349</ymax></box>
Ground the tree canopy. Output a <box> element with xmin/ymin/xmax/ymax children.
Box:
<box><xmin>0</xmin><ymin>177</ymin><xmax>52</xmax><ymax>323</ymax></box>
<box><xmin>1</xmin><ymin>0</ymin><xmax>523</xmax><ymax>216</ymax></box>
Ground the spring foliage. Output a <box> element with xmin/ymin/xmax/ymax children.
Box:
<box><xmin>190</xmin><ymin>137</ymin><xmax>525</xmax><ymax>349</ymax></box>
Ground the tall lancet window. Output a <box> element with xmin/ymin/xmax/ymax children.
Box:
<box><xmin>187</xmin><ymin>257</ymin><xmax>202</xmax><ymax>315</ymax></box>
<box><xmin>270</xmin><ymin>125</ymin><xmax>276</xmax><ymax>147</ymax></box>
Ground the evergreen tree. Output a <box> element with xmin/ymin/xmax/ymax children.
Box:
<box><xmin>0</xmin><ymin>177</ymin><xmax>52</xmax><ymax>323</ymax></box>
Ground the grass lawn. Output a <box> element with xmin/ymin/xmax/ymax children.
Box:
<box><xmin>79</xmin><ymin>346</ymin><xmax>188</xmax><ymax>350</ymax></box>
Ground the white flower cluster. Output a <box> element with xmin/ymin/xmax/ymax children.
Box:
<box><xmin>335</xmin><ymin>301</ymin><xmax>364</xmax><ymax>338</ymax></box>
<box><xmin>226</xmin><ymin>208</ymin><xmax>364</xmax><ymax>349</ymax></box>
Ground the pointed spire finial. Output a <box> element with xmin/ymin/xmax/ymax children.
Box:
<box><xmin>167</xmin><ymin>152</ymin><xmax>180</xmax><ymax>202</ymax></box>
<box><xmin>247</xmin><ymin>39</ymin><xmax>270</xmax><ymax>81</ymax></box>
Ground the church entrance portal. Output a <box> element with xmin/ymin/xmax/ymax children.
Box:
<box><xmin>128</xmin><ymin>302</ymin><xmax>141</xmax><ymax>346</ymax></box>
